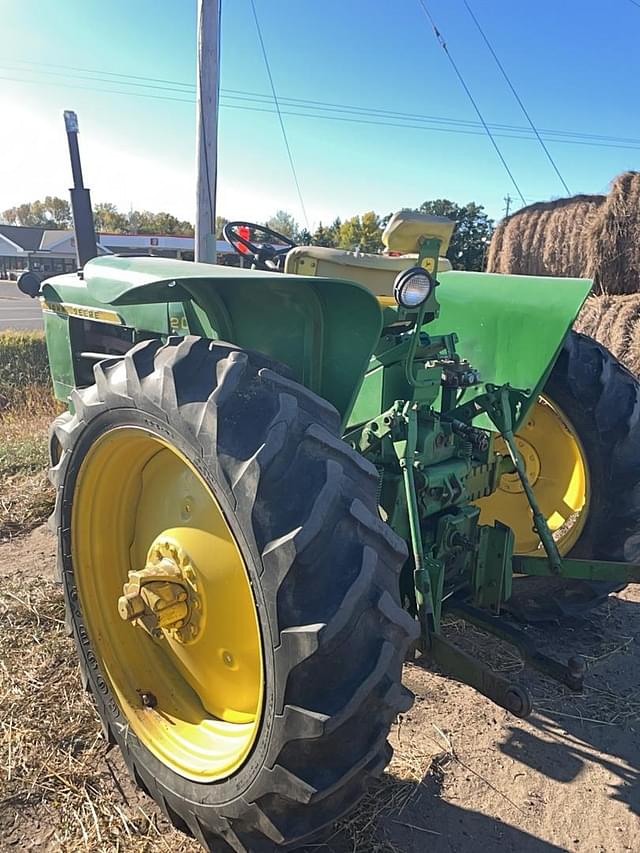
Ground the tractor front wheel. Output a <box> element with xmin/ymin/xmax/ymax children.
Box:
<box><xmin>50</xmin><ymin>336</ymin><xmax>417</xmax><ymax>851</ymax></box>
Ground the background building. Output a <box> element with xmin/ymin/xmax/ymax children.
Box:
<box><xmin>0</xmin><ymin>225</ymin><xmax>237</xmax><ymax>279</ymax></box>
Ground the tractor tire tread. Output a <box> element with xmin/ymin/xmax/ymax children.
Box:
<box><xmin>51</xmin><ymin>335</ymin><xmax>417</xmax><ymax>852</ymax></box>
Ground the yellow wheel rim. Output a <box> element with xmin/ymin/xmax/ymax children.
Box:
<box><xmin>477</xmin><ymin>395</ymin><xmax>590</xmax><ymax>555</ymax></box>
<box><xmin>71</xmin><ymin>426</ymin><xmax>264</xmax><ymax>781</ymax></box>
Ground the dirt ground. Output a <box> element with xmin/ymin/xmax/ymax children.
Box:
<box><xmin>1</xmin><ymin>527</ymin><xmax>639</xmax><ymax>853</ymax></box>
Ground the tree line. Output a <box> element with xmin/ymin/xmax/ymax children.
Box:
<box><xmin>2</xmin><ymin>198</ymin><xmax>494</xmax><ymax>271</ymax></box>
<box><xmin>259</xmin><ymin>201</ymin><xmax>494</xmax><ymax>270</ymax></box>
<box><xmin>1</xmin><ymin>197</ymin><xmax>195</xmax><ymax>238</ymax></box>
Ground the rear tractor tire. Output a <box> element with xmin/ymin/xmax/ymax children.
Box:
<box><xmin>479</xmin><ymin>330</ymin><xmax>640</xmax><ymax>620</ymax></box>
<box><xmin>49</xmin><ymin>336</ymin><xmax>418</xmax><ymax>852</ymax></box>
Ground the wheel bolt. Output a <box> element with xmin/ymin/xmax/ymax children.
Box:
<box><xmin>140</xmin><ymin>691</ymin><xmax>157</xmax><ymax>709</ymax></box>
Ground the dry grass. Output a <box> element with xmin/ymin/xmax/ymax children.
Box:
<box><xmin>0</xmin><ymin>331</ymin><xmax>61</xmax><ymax>541</ymax></box>
<box><xmin>0</xmin><ymin>410</ymin><xmax>59</xmax><ymax>541</ymax></box>
<box><xmin>0</xmin><ymin>574</ymin><xmax>445</xmax><ymax>852</ymax></box>
<box><xmin>0</xmin><ymin>331</ymin><xmax>52</xmax><ymax>411</ymax></box>
<box><xmin>0</xmin><ymin>575</ymin><xmax>199</xmax><ymax>852</ymax></box>
<box><xmin>336</xmin><ymin>723</ymin><xmax>445</xmax><ymax>853</ymax></box>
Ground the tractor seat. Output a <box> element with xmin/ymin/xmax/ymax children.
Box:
<box><xmin>284</xmin><ymin>246</ymin><xmax>452</xmax><ymax>298</ymax></box>
<box><xmin>283</xmin><ymin>212</ymin><xmax>455</xmax><ymax>298</ymax></box>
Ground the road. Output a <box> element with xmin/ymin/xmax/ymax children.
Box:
<box><xmin>0</xmin><ymin>285</ymin><xmax>43</xmax><ymax>331</ymax></box>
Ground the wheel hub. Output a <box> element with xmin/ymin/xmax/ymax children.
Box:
<box><xmin>498</xmin><ymin>434</ymin><xmax>541</xmax><ymax>494</ymax></box>
<box><xmin>118</xmin><ymin>537</ymin><xmax>203</xmax><ymax>643</ymax></box>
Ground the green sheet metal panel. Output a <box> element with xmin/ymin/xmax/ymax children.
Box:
<box><xmin>42</xmin><ymin>309</ymin><xmax>75</xmax><ymax>401</ymax></box>
<box><xmin>431</xmin><ymin>270</ymin><xmax>592</xmax><ymax>427</ymax></box>
<box><xmin>43</xmin><ymin>257</ymin><xmax>383</xmax><ymax>424</ymax></box>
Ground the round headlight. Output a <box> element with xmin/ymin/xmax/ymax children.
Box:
<box><xmin>393</xmin><ymin>267</ymin><xmax>435</xmax><ymax>309</ymax></box>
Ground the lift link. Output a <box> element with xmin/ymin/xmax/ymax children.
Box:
<box><xmin>479</xmin><ymin>384</ymin><xmax>564</xmax><ymax>575</ymax></box>
<box><xmin>392</xmin><ymin>402</ymin><xmax>445</xmax><ymax>641</ymax></box>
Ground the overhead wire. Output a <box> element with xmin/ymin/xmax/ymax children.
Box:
<box><xmin>415</xmin><ymin>0</ymin><xmax>526</xmax><ymax>205</ymax></box>
<box><xmin>5</xmin><ymin>69</ymin><xmax>640</xmax><ymax>153</ymax></box>
<box><xmin>462</xmin><ymin>0</ymin><xmax>570</xmax><ymax>195</ymax></box>
<box><xmin>1</xmin><ymin>59</ymin><xmax>639</xmax><ymax>151</ymax></box>
<box><xmin>248</xmin><ymin>0</ymin><xmax>310</xmax><ymax>230</ymax></box>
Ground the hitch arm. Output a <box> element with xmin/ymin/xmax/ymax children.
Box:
<box><xmin>428</xmin><ymin>632</ymin><xmax>533</xmax><ymax>718</ymax></box>
<box><xmin>514</xmin><ymin>555</ymin><xmax>640</xmax><ymax>584</ymax></box>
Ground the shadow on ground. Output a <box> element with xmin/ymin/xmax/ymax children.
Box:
<box><xmin>306</xmin><ymin>770</ymin><xmax>567</xmax><ymax>853</ymax></box>
<box><xmin>499</xmin><ymin>592</ymin><xmax>640</xmax><ymax>819</ymax></box>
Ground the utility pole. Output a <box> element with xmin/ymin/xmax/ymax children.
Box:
<box><xmin>63</xmin><ymin>110</ymin><xmax>98</xmax><ymax>268</ymax></box>
<box><xmin>503</xmin><ymin>194</ymin><xmax>512</xmax><ymax>218</ymax></box>
<box><xmin>195</xmin><ymin>0</ymin><xmax>221</xmax><ymax>263</ymax></box>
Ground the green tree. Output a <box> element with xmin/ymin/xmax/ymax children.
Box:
<box><xmin>93</xmin><ymin>202</ymin><xmax>129</xmax><ymax>233</ymax></box>
<box><xmin>328</xmin><ymin>217</ymin><xmax>342</xmax><ymax>247</ymax></box>
<box><xmin>1</xmin><ymin>196</ymin><xmax>71</xmax><ymax>229</ymax></box>
<box><xmin>338</xmin><ymin>211</ymin><xmax>383</xmax><ymax>253</ymax></box>
<box><xmin>265</xmin><ymin>210</ymin><xmax>299</xmax><ymax>240</ymax></box>
<box><xmin>43</xmin><ymin>196</ymin><xmax>72</xmax><ymax>228</ymax></box>
<box><xmin>416</xmin><ymin>199</ymin><xmax>494</xmax><ymax>271</ymax></box>
<box><xmin>215</xmin><ymin>215</ymin><xmax>229</xmax><ymax>238</ymax></box>
<box><xmin>311</xmin><ymin>222</ymin><xmax>336</xmax><ymax>247</ymax></box>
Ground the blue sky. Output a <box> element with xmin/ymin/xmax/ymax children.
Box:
<box><xmin>1</xmin><ymin>0</ymin><xmax>639</xmax><ymax>228</ymax></box>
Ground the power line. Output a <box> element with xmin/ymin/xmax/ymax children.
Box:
<box><xmin>2</xmin><ymin>58</ymin><xmax>640</xmax><ymax>150</ymax></box>
<box><xmin>248</xmin><ymin>0</ymin><xmax>309</xmax><ymax>230</ymax></box>
<box><xmin>220</xmin><ymin>101</ymin><xmax>640</xmax><ymax>152</ymax></box>
<box><xmin>462</xmin><ymin>0</ymin><xmax>570</xmax><ymax>195</ymax></box>
<box><xmin>0</xmin><ymin>57</ymin><xmax>195</xmax><ymax>89</ymax></box>
<box><xmin>416</xmin><ymin>0</ymin><xmax>526</xmax><ymax>205</ymax></box>
<box><xmin>4</xmin><ymin>68</ymin><xmax>640</xmax><ymax>155</ymax></box>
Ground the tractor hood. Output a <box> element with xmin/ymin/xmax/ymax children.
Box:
<box><xmin>82</xmin><ymin>255</ymin><xmax>287</xmax><ymax>305</ymax></box>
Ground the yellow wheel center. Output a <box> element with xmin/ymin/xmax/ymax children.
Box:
<box><xmin>476</xmin><ymin>396</ymin><xmax>590</xmax><ymax>556</ymax></box>
<box><xmin>71</xmin><ymin>427</ymin><xmax>264</xmax><ymax>782</ymax></box>
<box><xmin>118</xmin><ymin>537</ymin><xmax>203</xmax><ymax>644</ymax></box>
<box><xmin>497</xmin><ymin>435</ymin><xmax>541</xmax><ymax>494</ymax></box>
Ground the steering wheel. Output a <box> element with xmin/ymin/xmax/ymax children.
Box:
<box><xmin>223</xmin><ymin>221</ymin><xmax>298</xmax><ymax>271</ymax></box>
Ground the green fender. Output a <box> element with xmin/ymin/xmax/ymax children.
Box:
<box><xmin>41</xmin><ymin>256</ymin><xmax>383</xmax><ymax>422</ymax></box>
<box><xmin>432</xmin><ymin>270</ymin><xmax>592</xmax><ymax>427</ymax></box>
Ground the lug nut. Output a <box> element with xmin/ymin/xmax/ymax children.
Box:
<box><xmin>118</xmin><ymin>593</ymin><xmax>145</xmax><ymax>622</ymax></box>
<box><xmin>140</xmin><ymin>691</ymin><xmax>157</xmax><ymax>709</ymax></box>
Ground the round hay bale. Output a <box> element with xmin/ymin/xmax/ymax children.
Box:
<box><xmin>585</xmin><ymin>172</ymin><xmax>640</xmax><ymax>295</ymax></box>
<box><xmin>575</xmin><ymin>293</ymin><xmax>640</xmax><ymax>376</ymax></box>
<box><xmin>486</xmin><ymin>217</ymin><xmax>505</xmax><ymax>271</ymax></box>
<box><xmin>487</xmin><ymin>195</ymin><xmax>605</xmax><ymax>277</ymax></box>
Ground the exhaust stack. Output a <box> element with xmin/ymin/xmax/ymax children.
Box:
<box><xmin>63</xmin><ymin>110</ymin><xmax>98</xmax><ymax>268</ymax></box>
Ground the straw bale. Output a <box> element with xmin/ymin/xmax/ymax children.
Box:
<box><xmin>487</xmin><ymin>195</ymin><xmax>604</xmax><ymax>277</ymax></box>
<box><xmin>575</xmin><ymin>293</ymin><xmax>640</xmax><ymax>375</ymax></box>
<box><xmin>585</xmin><ymin>172</ymin><xmax>640</xmax><ymax>294</ymax></box>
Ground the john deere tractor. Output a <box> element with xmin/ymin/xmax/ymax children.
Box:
<box><xmin>21</xmin><ymin>131</ymin><xmax>640</xmax><ymax>849</ymax></box>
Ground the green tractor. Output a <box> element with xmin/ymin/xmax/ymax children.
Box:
<box><xmin>26</xmin><ymin>204</ymin><xmax>640</xmax><ymax>851</ymax></box>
